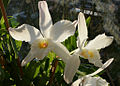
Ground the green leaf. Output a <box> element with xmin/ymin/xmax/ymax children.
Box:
<box><xmin>44</xmin><ymin>58</ymin><xmax>50</xmax><ymax>71</ymax></box>
<box><xmin>9</xmin><ymin>17</ymin><xmax>19</xmax><ymax>28</ymax></box>
<box><xmin>10</xmin><ymin>37</ymin><xmax>18</xmax><ymax>59</ymax></box>
<box><xmin>86</xmin><ymin>16</ymin><xmax>91</xmax><ymax>27</ymax></box>
<box><xmin>0</xmin><ymin>17</ymin><xmax>5</xmax><ymax>28</ymax></box>
<box><xmin>0</xmin><ymin>17</ymin><xmax>5</xmax><ymax>25</ymax></box>
<box><xmin>24</xmin><ymin>61</ymin><xmax>41</xmax><ymax>79</ymax></box>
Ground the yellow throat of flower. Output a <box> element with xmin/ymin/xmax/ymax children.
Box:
<box><xmin>38</xmin><ymin>40</ymin><xmax>48</xmax><ymax>49</ymax></box>
<box><xmin>80</xmin><ymin>49</ymin><xmax>94</xmax><ymax>59</ymax></box>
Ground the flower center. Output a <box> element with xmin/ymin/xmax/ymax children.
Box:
<box><xmin>38</xmin><ymin>40</ymin><xmax>48</xmax><ymax>48</ymax></box>
<box><xmin>88</xmin><ymin>51</ymin><xmax>94</xmax><ymax>58</ymax></box>
<box><xmin>80</xmin><ymin>49</ymin><xmax>94</xmax><ymax>59</ymax></box>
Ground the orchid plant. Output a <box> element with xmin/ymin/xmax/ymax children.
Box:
<box><xmin>75</xmin><ymin>12</ymin><xmax>113</xmax><ymax>67</ymax></box>
<box><xmin>7</xmin><ymin>1</ymin><xmax>114</xmax><ymax>85</ymax></box>
<box><xmin>8</xmin><ymin>1</ymin><xmax>80</xmax><ymax>84</ymax></box>
<box><xmin>0</xmin><ymin>0</ymin><xmax>115</xmax><ymax>85</ymax></box>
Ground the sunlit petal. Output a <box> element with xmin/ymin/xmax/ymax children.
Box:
<box><xmin>49</xmin><ymin>39</ymin><xmax>70</xmax><ymax>63</ymax></box>
<box><xmin>50</xmin><ymin>20</ymin><xmax>76</xmax><ymax>42</ymax></box>
<box><xmin>64</xmin><ymin>54</ymin><xmax>80</xmax><ymax>84</ymax></box>
<box><xmin>78</xmin><ymin>12</ymin><xmax>88</xmax><ymax>48</ymax></box>
<box><xmin>85</xmin><ymin>33</ymin><xmax>113</xmax><ymax>49</ymax></box>
<box><xmin>38</xmin><ymin>1</ymin><xmax>53</xmax><ymax>37</ymax></box>
<box><xmin>9</xmin><ymin>24</ymin><xmax>42</xmax><ymax>44</ymax></box>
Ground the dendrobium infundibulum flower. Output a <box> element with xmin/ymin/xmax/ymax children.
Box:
<box><xmin>75</xmin><ymin>12</ymin><xmax>113</xmax><ymax>67</ymax></box>
<box><xmin>72</xmin><ymin>58</ymin><xmax>114</xmax><ymax>86</ymax></box>
<box><xmin>8</xmin><ymin>1</ymin><xmax>80</xmax><ymax>84</ymax></box>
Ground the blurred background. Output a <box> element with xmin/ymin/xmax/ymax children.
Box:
<box><xmin>0</xmin><ymin>0</ymin><xmax>120</xmax><ymax>86</ymax></box>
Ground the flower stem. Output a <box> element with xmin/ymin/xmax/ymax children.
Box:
<box><xmin>49</xmin><ymin>59</ymin><xmax>59</xmax><ymax>85</ymax></box>
<box><xmin>0</xmin><ymin>0</ymin><xmax>9</xmax><ymax>30</ymax></box>
<box><xmin>0</xmin><ymin>0</ymin><xmax>23</xmax><ymax>78</ymax></box>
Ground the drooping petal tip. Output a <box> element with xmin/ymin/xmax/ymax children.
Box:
<box><xmin>64</xmin><ymin>55</ymin><xmax>80</xmax><ymax>84</ymax></box>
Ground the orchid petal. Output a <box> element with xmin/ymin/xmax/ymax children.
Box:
<box><xmin>78</xmin><ymin>12</ymin><xmax>88</xmax><ymax>48</ymax></box>
<box><xmin>64</xmin><ymin>54</ymin><xmax>80</xmax><ymax>84</ymax></box>
<box><xmin>21</xmin><ymin>52</ymin><xmax>34</xmax><ymax>66</ymax></box>
<box><xmin>87</xmin><ymin>50</ymin><xmax>103</xmax><ymax>67</ymax></box>
<box><xmin>38</xmin><ymin>1</ymin><xmax>53</xmax><ymax>37</ymax></box>
<box><xmin>9</xmin><ymin>24</ymin><xmax>42</xmax><ymax>44</ymax></box>
<box><xmin>50</xmin><ymin>20</ymin><xmax>76</xmax><ymax>42</ymax></box>
<box><xmin>72</xmin><ymin>20</ymin><xmax>78</xmax><ymax>28</ymax></box>
<box><xmin>72</xmin><ymin>76</ymin><xmax>109</xmax><ymax>86</ymax></box>
<box><xmin>85</xmin><ymin>34</ymin><xmax>113</xmax><ymax>49</ymax></box>
<box><xmin>72</xmin><ymin>77</ymin><xmax>84</xmax><ymax>86</ymax></box>
<box><xmin>49</xmin><ymin>39</ymin><xmax>70</xmax><ymax>63</ymax></box>
<box><xmin>83</xmin><ymin>76</ymin><xmax>97</xmax><ymax>86</ymax></box>
<box><xmin>83</xmin><ymin>76</ymin><xmax>109</xmax><ymax>86</ymax></box>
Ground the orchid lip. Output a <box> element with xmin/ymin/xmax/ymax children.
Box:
<box><xmin>38</xmin><ymin>39</ymin><xmax>48</xmax><ymax>49</ymax></box>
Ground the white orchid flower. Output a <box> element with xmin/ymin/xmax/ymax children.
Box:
<box><xmin>8</xmin><ymin>1</ymin><xmax>80</xmax><ymax>83</ymax></box>
<box><xmin>72</xmin><ymin>58</ymin><xmax>114</xmax><ymax>86</ymax></box>
<box><xmin>75</xmin><ymin>12</ymin><xmax>113</xmax><ymax>67</ymax></box>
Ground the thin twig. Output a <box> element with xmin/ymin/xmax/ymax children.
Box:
<box><xmin>0</xmin><ymin>0</ymin><xmax>23</xmax><ymax>78</ymax></box>
<box><xmin>106</xmin><ymin>69</ymin><xmax>115</xmax><ymax>86</ymax></box>
<box><xmin>17</xmin><ymin>57</ymin><xmax>23</xmax><ymax>78</ymax></box>
<box><xmin>49</xmin><ymin>59</ymin><xmax>59</xmax><ymax>85</ymax></box>
<box><xmin>0</xmin><ymin>0</ymin><xmax>9</xmax><ymax>30</ymax></box>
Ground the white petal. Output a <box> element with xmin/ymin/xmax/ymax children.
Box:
<box><xmin>83</xmin><ymin>76</ymin><xmax>109</xmax><ymax>86</ymax></box>
<box><xmin>9</xmin><ymin>24</ymin><xmax>42</xmax><ymax>44</ymax></box>
<box><xmin>64</xmin><ymin>54</ymin><xmax>80</xmax><ymax>84</ymax></box>
<box><xmin>78</xmin><ymin>12</ymin><xmax>88</xmax><ymax>47</ymax></box>
<box><xmin>38</xmin><ymin>1</ymin><xmax>53</xmax><ymax>37</ymax></box>
<box><xmin>50</xmin><ymin>20</ymin><xmax>76</xmax><ymax>42</ymax></box>
<box><xmin>72</xmin><ymin>77</ymin><xmax>84</xmax><ymax>86</ymax></box>
<box><xmin>21</xmin><ymin>51</ymin><xmax>34</xmax><ymax>66</ymax></box>
<box><xmin>95</xmin><ymin>77</ymin><xmax>109</xmax><ymax>86</ymax></box>
<box><xmin>49</xmin><ymin>39</ymin><xmax>70</xmax><ymax>63</ymax></box>
<box><xmin>83</xmin><ymin>76</ymin><xmax>97</xmax><ymax>86</ymax></box>
<box><xmin>88</xmin><ymin>58</ymin><xmax>114</xmax><ymax>77</ymax></box>
<box><xmin>85</xmin><ymin>33</ymin><xmax>113</xmax><ymax>49</ymax></box>
<box><xmin>72</xmin><ymin>20</ymin><xmax>78</xmax><ymax>28</ymax></box>
<box><xmin>21</xmin><ymin>39</ymin><xmax>51</xmax><ymax>66</ymax></box>
<box><xmin>72</xmin><ymin>76</ymin><xmax>109</xmax><ymax>86</ymax></box>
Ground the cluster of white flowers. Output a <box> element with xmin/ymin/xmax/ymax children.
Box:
<box><xmin>8</xmin><ymin>1</ymin><xmax>114</xmax><ymax>86</ymax></box>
